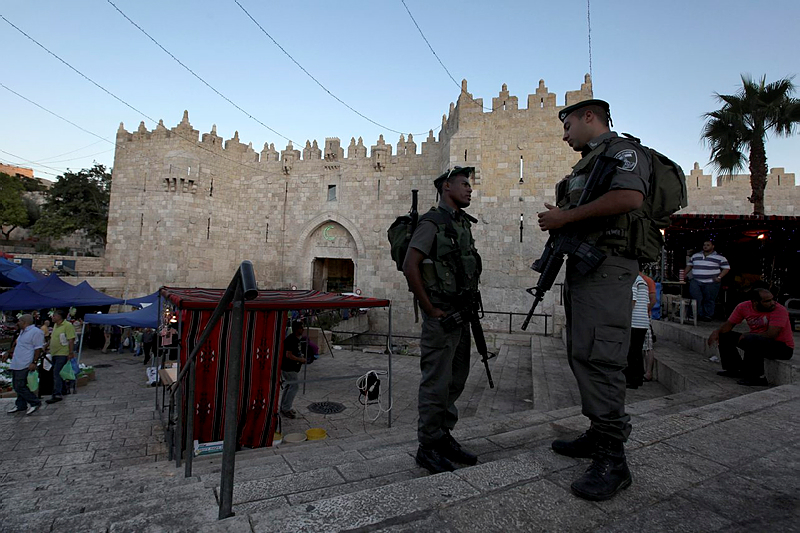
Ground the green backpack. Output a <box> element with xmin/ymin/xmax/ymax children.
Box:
<box><xmin>388</xmin><ymin>190</ymin><xmax>420</xmax><ymax>272</ymax></box>
<box><xmin>620</xmin><ymin>134</ymin><xmax>688</xmax><ymax>262</ymax></box>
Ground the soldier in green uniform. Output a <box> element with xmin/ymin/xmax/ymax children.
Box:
<box><xmin>538</xmin><ymin>99</ymin><xmax>650</xmax><ymax>501</ymax></box>
<box><xmin>403</xmin><ymin>166</ymin><xmax>482</xmax><ymax>474</ymax></box>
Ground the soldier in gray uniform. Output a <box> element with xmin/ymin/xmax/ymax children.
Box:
<box><xmin>403</xmin><ymin>166</ymin><xmax>482</xmax><ymax>474</ymax></box>
<box><xmin>538</xmin><ymin>99</ymin><xmax>650</xmax><ymax>501</ymax></box>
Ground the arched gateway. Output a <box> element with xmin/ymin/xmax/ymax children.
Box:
<box><xmin>297</xmin><ymin>213</ymin><xmax>365</xmax><ymax>293</ymax></box>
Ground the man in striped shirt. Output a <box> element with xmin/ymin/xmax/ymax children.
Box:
<box><xmin>685</xmin><ymin>241</ymin><xmax>730</xmax><ymax>321</ymax></box>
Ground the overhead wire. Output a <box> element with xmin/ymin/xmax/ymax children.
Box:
<box><xmin>399</xmin><ymin>0</ymin><xmax>502</xmax><ymax>113</ymax></box>
<box><xmin>34</xmin><ymin>139</ymin><xmax>107</xmax><ymax>163</ymax></box>
<box><xmin>0</xmin><ymin>148</ymin><xmax>71</xmax><ymax>176</ymax></box>
<box><xmin>0</xmin><ymin>20</ymin><xmax>279</xmax><ymax>177</ymax></box>
<box><xmin>233</xmin><ymin>0</ymin><xmax>441</xmax><ymax>137</ymax></box>
<box><xmin>104</xmin><ymin>0</ymin><xmax>293</xmax><ymax>144</ymax></box>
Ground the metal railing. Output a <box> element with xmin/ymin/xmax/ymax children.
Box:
<box><xmin>167</xmin><ymin>260</ymin><xmax>257</xmax><ymax>520</ymax></box>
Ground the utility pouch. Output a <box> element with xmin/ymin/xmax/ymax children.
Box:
<box><xmin>439</xmin><ymin>311</ymin><xmax>466</xmax><ymax>332</ymax></box>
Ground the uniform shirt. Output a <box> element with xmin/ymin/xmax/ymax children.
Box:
<box><xmin>282</xmin><ymin>334</ymin><xmax>303</xmax><ymax>373</ymax></box>
<box><xmin>407</xmin><ymin>201</ymin><xmax>465</xmax><ymax>257</ymax></box>
<box><xmin>10</xmin><ymin>324</ymin><xmax>45</xmax><ymax>370</ymax></box>
<box><xmin>631</xmin><ymin>275</ymin><xmax>650</xmax><ymax>329</ymax></box>
<box><xmin>687</xmin><ymin>251</ymin><xmax>729</xmax><ymax>283</ymax></box>
<box><xmin>50</xmin><ymin>320</ymin><xmax>76</xmax><ymax>356</ymax></box>
<box><xmin>567</xmin><ymin>132</ymin><xmax>650</xmax><ymax>201</ymax></box>
<box><xmin>728</xmin><ymin>301</ymin><xmax>794</xmax><ymax>349</ymax></box>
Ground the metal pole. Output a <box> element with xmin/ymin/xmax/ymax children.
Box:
<box><xmin>77</xmin><ymin>322</ymin><xmax>86</xmax><ymax>363</ymax></box>
<box><xmin>218</xmin><ymin>282</ymin><xmax>245</xmax><ymax>520</ymax></box>
<box><xmin>508</xmin><ymin>312</ymin><xmax>512</xmax><ymax>334</ymax></box>
<box><xmin>387</xmin><ymin>303</ymin><xmax>393</xmax><ymax>429</ymax></box>
<box><xmin>174</xmin><ymin>377</ymin><xmax>183</xmax><ymax>468</ymax></box>
<box><xmin>184</xmin><ymin>358</ymin><xmax>196</xmax><ymax>478</ymax></box>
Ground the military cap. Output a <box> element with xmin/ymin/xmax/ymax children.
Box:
<box><xmin>434</xmin><ymin>166</ymin><xmax>474</xmax><ymax>190</ymax></box>
<box><xmin>558</xmin><ymin>99</ymin><xmax>612</xmax><ymax>126</ymax></box>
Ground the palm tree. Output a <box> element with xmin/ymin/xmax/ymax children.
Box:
<box><xmin>701</xmin><ymin>75</ymin><xmax>800</xmax><ymax>215</ymax></box>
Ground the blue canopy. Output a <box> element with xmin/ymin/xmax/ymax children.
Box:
<box><xmin>123</xmin><ymin>290</ymin><xmax>160</xmax><ymax>308</ymax></box>
<box><xmin>0</xmin><ymin>273</ymin><xmax>125</xmax><ymax>311</ymax></box>
<box><xmin>0</xmin><ymin>257</ymin><xmax>45</xmax><ymax>286</ymax></box>
<box><xmin>83</xmin><ymin>301</ymin><xmax>159</xmax><ymax>328</ymax></box>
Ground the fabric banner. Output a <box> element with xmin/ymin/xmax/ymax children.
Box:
<box><xmin>180</xmin><ymin>308</ymin><xmax>286</xmax><ymax>448</ymax></box>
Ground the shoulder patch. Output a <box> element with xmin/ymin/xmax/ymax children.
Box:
<box><xmin>613</xmin><ymin>149</ymin><xmax>638</xmax><ymax>172</ymax></box>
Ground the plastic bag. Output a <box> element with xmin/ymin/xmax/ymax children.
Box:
<box><xmin>59</xmin><ymin>361</ymin><xmax>76</xmax><ymax>381</ymax></box>
<box><xmin>43</xmin><ymin>355</ymin><xmax>53</xmax><ymax>372</ymax></box>
<box><xmin>27</xmin><ymin>370</ymin><xmax>39</xmax><ymax>392</ymax></box>
<box><xmin>70</xmin><ymin>358</ymin><xmax>80</xmax><ymax>375</ymax></box>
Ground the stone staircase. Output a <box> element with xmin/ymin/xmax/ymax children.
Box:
<box><xmin>4</xmin><ymin>331</ymin><xmax>798</xmax><ymax>532</ymax></box>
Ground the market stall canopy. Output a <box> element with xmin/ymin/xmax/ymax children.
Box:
<box><xmin>83</xmin><ymin>303</ymin><xmax>159</xmax><ymax>328</ymax></box>
<box><xmin>0</xmin><ymin>257</ymin><xmax>45</xmax><ymax>287</ymax></box>
<box><xmin>161</xmin><ymin>288</ymin><xmax>391</xmax><ymax>310</ymax></box>
<box><xmin>0</xmin><ymin>274</ymin><xmax>125</xmax><ymax>310</ymax></box>
<box><xmin>123</xmin><ymin>290</ymin><xmax>160</xmax><ymax>308</ymax></box>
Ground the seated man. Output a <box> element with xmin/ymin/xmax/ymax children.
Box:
<box><xmin>280</xmin><ymin>320</ymin><xmax>307</xmax><ymax>419</ymax></box>
<box><xmin>707</xmin><ymin>289</ymin><xmax>794</xmax><ymax>386</ymax></box>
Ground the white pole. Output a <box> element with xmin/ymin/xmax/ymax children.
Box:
<box><xmin>77</xmin><ymin>322</ymin><xmax>86</xmax><ymax>364</ymax></box>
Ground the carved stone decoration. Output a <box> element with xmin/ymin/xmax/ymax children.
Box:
<box><xmin>371</xmin><ymin>134</ymin><xmax>391</xmax><ymax>171</ymax></box>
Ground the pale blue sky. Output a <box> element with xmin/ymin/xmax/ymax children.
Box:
<box><xmin>1</xmin><ymin>0</ymin><xmax>798</xmax><ymax>183</ymax></box>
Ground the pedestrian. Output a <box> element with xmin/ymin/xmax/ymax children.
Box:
<box><xmin>708</xmin><ymin>288</ymin><xmax>793</xmax><ymax>386</ymax></box>
<box><xmin>403</xmin><ymin>166</ymin><xmax>482</xmax><ymax>474</ymax></box>
<box><xmin>625</xmin><ymin>273</ymin><xmax>650</xmax><ymax>389</ymax></box>
<box><xmin>279</xmin><ymin>320</ymin><xmax>307</xmax><ymax>419</ymax></box>
<box><xmin>102</xmin><ymin>324</ymin><xmax>112</xmax><ymax>353</ymax></box>
<box><xmin>133</xmin><ymin>328</ymin><xmax>143</xmax><ymax>356</ymax></box>
<box><xmin>142</xmin><ymin>328</ymin><xmax>155</xmax><ymax>365</ymax></box>
<box><xmin>640</xmin><ymin>272</ymin><xmax>657</xmax><ymax>381</ymax></box>
<box><xmin>5</xmin><ymin>314</ymin><xmax>44</xmax><ymax>415</ymax></box>
<box><xmin>685</xmin><ymin>240</ymin><xmax>730</xmax><ymax>321</ymax></box>
<box><xmin>539</xmin><ymin>99</ymin><xmax>650</xmax><ymax>501</ymax></box>
<box><xmin>46</xmin><ymin>310</ymin><xmax>76</xmax><ymax>404</ymax></box>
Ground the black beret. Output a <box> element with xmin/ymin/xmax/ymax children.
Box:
<box><xmin>434</xmin><ymin>166</ymin><xmax>474</xmax><ymax>189</ymax></box>
<box><xmin>558</xmin><ymin>99</ymin><xmax>612</xmax><ymax>125</ymax></box>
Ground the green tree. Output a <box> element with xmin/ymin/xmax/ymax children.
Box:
<box><xmin>32</xmin><ymin>164</ymin><xmax>111</xmax><ymax>245</ymax></box>
<box><xmin>0</xmin><ymin>172</ymin><xmax>29</xmax><ymax>240</ymax></box>
<box><xmin>701</xmin><ymin>74</ymin><xmax>800</xmax><ymax>216</ymax></box>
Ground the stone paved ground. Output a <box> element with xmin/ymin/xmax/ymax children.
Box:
<box><xmin>0</xmin><ymin>349</ymin><xmax>166</xmax><ymax>484</ymax></box>
<box><xmin>1</xmin><ymin>334</ymin><xmax>668</xmax><ymax>479</ymax></box>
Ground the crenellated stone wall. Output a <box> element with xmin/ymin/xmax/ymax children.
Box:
<box><xmin>104</xmin><ymin>74</ymin><xmax>798</xmax><ymax>334</ymax></box>
<box><xmin>681</xmin><ymin>163</ymin><xmax>797</xmax><ymax>215</ymax></box>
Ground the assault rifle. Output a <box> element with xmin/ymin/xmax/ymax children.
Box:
<box><xmin>521</xmin><ymin>156</ymin><xmax>622</xmax><ymax>331</ymax></box>
<box><xmin>440</xmin><ymin>292</ymin><xmax>496</xmax><ymax>388</ymax></box>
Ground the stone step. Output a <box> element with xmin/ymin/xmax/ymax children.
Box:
<box><xmin>242</xmin><ymin>382</ymin><xmax>800</xmax><ymax>532</ymax></box>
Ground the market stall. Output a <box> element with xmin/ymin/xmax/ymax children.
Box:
<box><xmin>161</xmin><ymin>287</ymin><xmax>391</xmax><ymax>449</ymax></box>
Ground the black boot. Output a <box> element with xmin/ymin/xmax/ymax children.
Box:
<box><xmin>416</xmin><ymin>444</ymin><xmax>456</xmax><ymax>474</ymax></box>
<box><xmin>551</xmin><ymin>431</ymin><xmax>596</xmax><ymax>459</ymax></box>
<box><xmin>439</xmin><ymin>432</ymin><xmax>478</xmax><ymax>466</ymax></box>
<box><xmin>570</xmin><ymin>439</ymin><xmax>632</xmax><ymax>501</ymax></box>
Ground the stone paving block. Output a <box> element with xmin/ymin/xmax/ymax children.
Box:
<box><xmin>664</xmin><ymin>415</ymin><xmax>799</xmax><ymax>468</ymax></box>
<box><xmin>551</xmin><ymin>442</ymin><xmax>728</xmax><ymax>517</ymax></box>
<box><xmin>0</xmin><ymin>508</ymin><xmax>58</xmax><ymax>533</ymax></box>
<box><xmin>736</xmin><ymin>444</ymin><xmax>800</xmax><ymax>498</ymax></box>
<box><xmin>592</xmin><ymin>494</ymin><xmax>732</xmax><ymax>533</ymax></box>
<box><xmin>678</xmin><ymin>470</ymin><xmax>799</xmax><ymax>528</ymax></box>
<box><xmin>93</xmin><ymin>445</ymin><xmax>148</xmax><ymax>462</ymax></box>
<box><xmin>45</xmin><ymin>451</ymin><xmax>95</xmax><ymax>467</ymax></box>
<box><xmin>628</xmin><ymin>412</ymin><xmax>712</xmax><ymax>445</ymax></box>
<box><xmin>111</xmin><ymin>455</ymin><xmax>157</xmax><ymax>468</ymax></box>
<box><xmin>486</xmin><ymin>421</ymin><xmax>555</xmax><ymax>449</ymax></box>
<box><xmin>202</xmin><ymin>459</ymin><xmax>294</xmax><ymax>486</ymax></box>
<box><xmin>454</xmin><ymin>454</ymin><xmax>545</xmax><ymax>492</ymax></box>
<box><xmin>438</xmin><ymin>478</ymin><xmax>605</xmax><ymax>533</ymax></box>
<box><xmin>286</xmin><ymin>470</ymin><xmax>418</xmax><ymax>505</ymax></box>
<box><xmin>250</xmin><ymin>471</ymin><xmax>479</xmax><ymax>532</ymax></box>
<box><xmin>195</xmin><ymin>514</ymin><xmax>255</xmax><ymax>533</ymax></box>
<box><xmin>0</xmin><ymin>457</ymin><xmax>49</xmax><ymax>473</ymax></box>
<box><xmin>283</xmin><ymin>448</ymin><xmax>364</xmax><ymax>473</ymax></box>
<box><xmin>373</xmin><ymin>512</ymin><xmax>461</xmax><ymax>533</ymax></box>
<box><xmin>335</xmin><ymin>452</ymin><xmax>418</xmax><ymax>482</ymax></box>
<box><xmin>231</xmin><ymin>495</ymin><xmax>290</xmax><ymax>515</ymax></box>
<box><xmin>228</xmin><ymin>466</ymin><xmax>346</xmax><ymax>504</ymax></box>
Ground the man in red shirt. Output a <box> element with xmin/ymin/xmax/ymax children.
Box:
<box><xmin>707</xmin><ymin>289</ymin><xmax>794</xmax><ymax>386</ymax></box>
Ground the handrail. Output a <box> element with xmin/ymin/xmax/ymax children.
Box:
<box><xmin>164</xmin><ymin>260</ymin><xmax>257</xmax><ymax>521</ymax></box>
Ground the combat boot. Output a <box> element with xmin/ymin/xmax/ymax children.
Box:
<box><xmin>416</xmin><ymin>444</ymin><xmax>456</xmax><ymax>474</ymax></box>
<box><xmin>570</xmin><ymin>438</ymin><xmax>632</xmax><ymax>501</ymax></box>
<box><xmin>551</xmin><ymin>431</ymin><xmax>597</xmax><ymax>458</ymax></box>
<box><xmin>439</xmin><ymin>431</ymin><xmax>478</xmax><ymax>466</ymax></box>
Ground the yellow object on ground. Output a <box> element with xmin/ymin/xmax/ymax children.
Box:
<box><xmin>305</xmin><ymin>428</ymin><xmax>327</xmax><ymax>441</ymax></box>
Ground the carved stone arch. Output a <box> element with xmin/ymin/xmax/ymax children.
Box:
<box><xmin>296</xmin><ymin>212</ymin><xmax>366</xmax><ymax>259</ymax></box>
<box><xmin>295</xmin><ymin>212</ymin><xmax>365</xmax><ymax>291</ymax></box>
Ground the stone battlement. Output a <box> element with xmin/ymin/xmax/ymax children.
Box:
<box><xmin>114</xmin><ymin>76</ymin><xmax>594</xmax><ymax>166</ymax></box>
